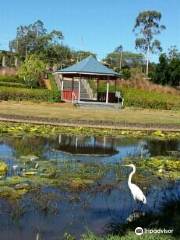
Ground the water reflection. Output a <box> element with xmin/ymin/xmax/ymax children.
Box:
<box><xmin>0</xmin><ymin>134</ymin><xmax>180</xmax><ymax>239</ymax></box>
<box><xmin>1</xmin><ymin>134</ymin><xmax>180</xmax><ymax>163</ymax></box>
<box><xmin>55</xmin><ymin>135</ymin><xmax>118</xmax><ymax>155</ymax></box>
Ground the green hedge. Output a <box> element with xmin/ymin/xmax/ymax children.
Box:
<box><xmin>0</xmin><ymin>87</ymin><xmax>60</xmax><ymax>102</ymax></box>
<box><xmin>0</xmin><ymin>81</ymin><xmax>28</xmax><ymax>88</ymax></box>
<box><xmin>0</xmin><ymin>75</ymin><xmax>24</xmax><ymax>83</ymax></box>
<box><xmin>97</xmin><ymin>84</ymin><xmax>180</xmax><ymax>110</ymax></box>
<box><xmin>121</xmin><ymin>87</ymin><xmax>180</xmax><ymax>110</ymax></box>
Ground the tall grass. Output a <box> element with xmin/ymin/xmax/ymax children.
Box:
<box><xmin>89</xmin><ymin>78</ymin><xmax>180</xmax><ymax>110</ymax></box>
<box><xmin>120</xmin><ymin>86</ymin><xmax>180</xmax><ymax>110</ymax></box>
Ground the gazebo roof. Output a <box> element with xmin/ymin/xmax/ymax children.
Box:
<box><xmin>56</xmin><ymin>55</ymin><xmax>119</xmax><ymax>77</ymax></box>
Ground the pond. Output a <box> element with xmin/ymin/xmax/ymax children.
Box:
<box><xmin>0</xmin><ymin>132</ymin><xmax>180</xmax><ymax>240</ymax></box>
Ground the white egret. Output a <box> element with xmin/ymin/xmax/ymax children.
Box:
<box><xmin>12</xmin><ymin>165</ymin><xmax>18</xmax><ymax>171</ymax></box>
<box><xmin>124</xmin><ymin>164</ymin><xmax>147</xmax><ymax>204</ymax></box>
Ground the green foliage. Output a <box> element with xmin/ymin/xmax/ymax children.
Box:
<box><xmin>0</xmin><ymin>161</ymin><xmax>8</xmax><ymax>175</ymax></box>
<box><xmin>48</xmin><ymin>73</ymin><xmax>59</xmax><ymax>91</ymax></box>
<box><xmin>18</xmin><ymin>54</ymin><xmax>46</xmax><ymax>88</ymax></box>
<box><xmin>1</xmin><ymin>123</ymin><xmax>180</xmax><ymax>140</ymax></box>
<box><xmin>0</xmin><ymin>86</ymin><xmax>59</xmax><ymax>102</ymax></box>
<box><xmin>121</xmin><ymin>87</ymin><xmax>180</xmax><ymax>110</ymax></box>
<box><xmin>0</xmin><ymin>75</ymin><xmax>24</xmax><ymax>83</ymax></box>
<box><xmin>121</xmin><ymin>68</ymin><xmax>131</xmax><ymax>79</ymax></box>
<box><xmin>9</xmin><ymin>20</ymin><xmax>63</xmax><ymax>61</ymax></box>
<box><xmin>41</xmin><ymin>44</ymin><xmax>72</xmax><ymax>67</ymax></box>
<box><xmin>133</xmin><ymin>10</ymin><xmax>166</xmax><ymax>75</ymax></box>
<box><xmin>103</xmin><ymin>51</ymin><xmax>145</xmax><ymax>71</ymax></box>
<box><xmin>0</xmin><ymin>81</ymin><xmax>28</xmax><ymax>88</ymax></box>
<box><xmin>97</xmin><ymin>83</ymin><xmax>180</xmax><ymax>110</ymax></box>
<box><xmin>133</xmin><ymin>10</ymin><xmax>165</xmax><ymax>53</ymax></box>
<box><xmin>153</xmin><ymin>54</ymin><xmax>169</xmax><ymax>85</ymax></box>
<box><xmin>9</xmin><ymin>20</ymin><xmax>96</xmax><ymax>68</ymax></box>
<box><xmin>81</xmin><ymin>231</ymin><xmax>175</xmax><ymax>240</ymax></box>
<box><xmin>153</xmin><ymin>48</ymin><xmax>180</xmax><ymax>86</ymax></box>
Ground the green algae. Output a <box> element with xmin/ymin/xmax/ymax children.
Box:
<box><xmin>0</xmin><ymin>186</ymin><xmax>28</xmax><ymax>200</ymax></box>
<box><xmin>0</xmin><ymin>158</ymin><xmax>108</xmax><ymax>201</ymax></box>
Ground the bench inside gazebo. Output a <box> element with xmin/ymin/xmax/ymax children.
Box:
<box><xmin>54</xmin><ymin>55</ymin><xmax>123</xmax><ymax>108</ymax></box>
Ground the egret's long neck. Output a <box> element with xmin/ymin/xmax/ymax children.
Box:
<box><xmin>128</xmin><ymin>166</ymin><xmax>136</xmax><ymax>186</ymax></box>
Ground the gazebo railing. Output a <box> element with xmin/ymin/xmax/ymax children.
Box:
<box><xmin>62</xmin><ymin>90</ymin><xmax>79</xmax><ymax>101</ymax></box>
<box><xmin>97</xmin><ymin>92</ymin><xmax>120</xmax><ymax>103</ymax></box>
<box><xmin>80</xmin><ymin>79</ymin><xmax>94</xmax><ymax>99</ymax></box>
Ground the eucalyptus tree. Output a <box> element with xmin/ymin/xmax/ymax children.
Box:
<box><xmin>133</xmin><ymin>10</ymin><xmax>166</xmax><ymax>75</ymax></box>
<box><xmin>9</xmin><ymin>20</ymin><xmax>64</xmax><ymax>61</ymax></box>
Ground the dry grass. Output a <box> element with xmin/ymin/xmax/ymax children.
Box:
<box><xmin>118</xmin><ymin>72</ymin><xmax>180</xmax><ymax>95</ymax></box>
<box><xmin>0</xmin><ymin>101</ymin><xmax>180</xmax><ymax>126</ymax></box>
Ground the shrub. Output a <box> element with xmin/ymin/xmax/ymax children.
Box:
<box><xmin>18</xmin><ymin>54</ymin><xmax>46</xmax><ymax>88</ymax></box>
<box><xmin>0</xmin><ymin>87</ymin><xmax>60</xmax><ymax>102</ymax></box>
<box><xmin>0</xmin><ymin>81</ymin><xmax>28</xmax><ymax>88</ymax></box>
<box><xmin>120</xmin><ymin>86</ymin><xmax>180</xmax><ymax>110</ymax></box>
<box><xmin>0</xmin><ymin>75</ymin><xmax>24</xmax><ymax>83</ymax></box>
<box><xmin>122</xmin><ymin>68</ymin><xmax>131</xmax><ymax>79</ymax></box>
<box><xmin>96</xmin><ymin>83</ymin><xmax>180</xmax><ymax>110</ymax></box>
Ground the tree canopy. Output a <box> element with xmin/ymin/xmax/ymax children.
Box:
<box><xmin>9</xmin><ymin>20</ymin><xmax>63</xmax><ymax>61</ymax></box>
<box><xmin>103</xmin><ymin>51</ymin><xmax>145</xmax><ymax>70</ymax></box>
<box><xmin>18</xmin><ymin>54</ymin><xmax>46</xmax><ymax>88</ymax></box>
<box><xmin>133</xmin><ymin>10</ymin><xmax>166</xmax><ymax>75</ymax></box>
<box><xmin>152</xmin><ymin>46</ymin><xmax>180</xmax><ymax>87</ymax></box>
<box><xmin>9</xmin><ymin>20</ymin><xmax>97</xmax><ymax>69</ymax></box>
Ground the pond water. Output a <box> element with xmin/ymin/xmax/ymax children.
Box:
<box><xmin>0</xmin><ymin>134</ymin><xmax>180</xmax><ymax>240</ymax></box>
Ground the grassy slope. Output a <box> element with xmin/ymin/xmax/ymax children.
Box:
<box><xmin>0</xmin><ymin>101</ymin><xmax>180</xmax><ymax>127</ymax></box>
<box><xmin>94</xmin><ymin>82</ymin><xmax>180</xmax><ymax>110</ymax></box>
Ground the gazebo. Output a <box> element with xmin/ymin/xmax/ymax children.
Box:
<box><xmin>54</xmin><ymin>55</ymin><xmax>122</xmax><ymax>107</ymax></box>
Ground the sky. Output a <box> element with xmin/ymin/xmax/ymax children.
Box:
<box><xmin>0</xmin><ymin>0</ymin><xmax>180</xmax><ymax>62</ymax></box>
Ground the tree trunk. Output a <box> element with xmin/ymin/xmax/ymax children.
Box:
<box><xmin>146</xmin><ymin>45</ymin><xmax>149</xmax><ymax>76</ymax></box>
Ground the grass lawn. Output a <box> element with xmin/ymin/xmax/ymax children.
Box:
<box><xmin>0</xmin><ymin>101</ymin><xmax>180</xmax><ymax>128</ymax></box>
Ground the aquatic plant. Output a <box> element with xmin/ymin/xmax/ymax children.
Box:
<box><xmin>126</xmin><ymin>156</ymin><xmax>180</xmax><ymax>180</ymax></box>
<box><xmin>0</xmin><ymin>161</ymin><xmax>8</xmax><ymax>175</ymax></box>
<box><xmin>144</xmin><ymin>157</ymin><xmax>179</xmax><ymax>179</ymax></box>
<box><xmin>0</xmin><ymin>122</ymin><xmax>180</xmax><ymax>139</ymax></box>
<box><xmin>68</xmin><ymin>231</ymin><xmax>176</xmax><ymax>240</ymax></box>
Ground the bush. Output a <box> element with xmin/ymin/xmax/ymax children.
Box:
<box><xmin>96</xmin><ymin>83</ymin><xmax>180</xmax><ymax>110</ymax></box>
<box><xmin>120</xmin><ymin>87</ymin><xmax>180</xmax><ymax>110</ymax></box>
<box><xmin>0</xmin><ymin>75</ymin><xmax>24</xmax><ymax>83</ymax></box>
<box><xmin>0</xmin><ymin>81</ymin><xmax>28</xmax><ymax>88</ymax></box>
<box><xmin>81</xmin><ymin>231</ymin><xmax>174</xmax><ymax>240</ymax></box>
<box><xmin>0</xmin><ymin>87</ymin><xmax>60</xmax><ymax>102</ymax></box>
<box><xmin>18</xmin><ymin>54</ymin><xmax>46</xmax><ymax>88</ymax></box>
<box><xmin>122</xmin><ymin>68</ymin><xmax>131</xmax><ymax>79</ymax></box>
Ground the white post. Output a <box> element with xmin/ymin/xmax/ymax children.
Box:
<box><xmin>72</xmin><ymin>78</ymin><xmax>74</xmax><ymax>103</ymax></box>
<box><xmin>61</xmin><ymin>79</ymin><xmax>64</xmax><ymax>101</ymax></box>
<box><xmin>14</xmin><ymin>56</ymin><xmax>18</xmax><ymax>67</ymax></box>
<box><xmin>58</xmin><ymin>134</ymin><xmax>62</xmax><ymax>144</ymax></box>
<box><xmin>2</xmin><ymin>56</ymin><xmax>6</xmax><ymax>67</ymax></box>
<box><xmin>106</xmin><ymin>81</ymin><xmax>109</xmax><ymax>104</ymax></box>
<box><xmin>78</xmin><ymin>79</ymin><xmax>81</xmax><ymax>102</ymax></box>
<box><xmin>75</xmin><ymin>136</ymin><xmax>78</xmax><ymax>149</ymax></box>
